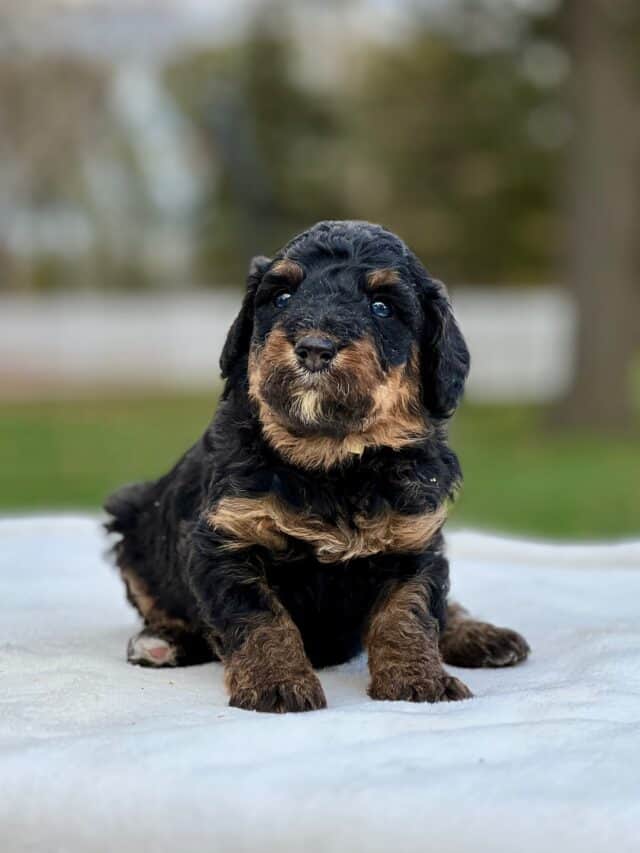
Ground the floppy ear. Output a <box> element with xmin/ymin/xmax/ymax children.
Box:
<box><xmin>219</xmin><ymin>255</ymin><xmax>271</xmax><ymax>379</ymax></box>
<box><xmin>410</xmin><ymin>256</ymin><xmax>470</xmax><ymax>419</ymax></box>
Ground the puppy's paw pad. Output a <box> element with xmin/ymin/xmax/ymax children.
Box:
<box><xmin>229</xmin><ymin>672</ymin><xmax>327</xmax><ymax>713</ymax></box>
<box><xmin>127</xmin><ymin>631</ymin><xmax>177</xmax><ymax>667</ymax></box>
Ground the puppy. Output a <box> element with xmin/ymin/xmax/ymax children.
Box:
<box><xmin>105</xmin><ymin>220</ymin><xmax>529</xmax><ymax>712</ymax></box>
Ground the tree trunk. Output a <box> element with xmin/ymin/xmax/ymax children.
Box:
<box><xmin>555</xmin><ymin>0</ymin><xmax>639</xmax><ymax>431</ymax></box>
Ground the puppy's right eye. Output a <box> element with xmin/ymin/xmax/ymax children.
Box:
<box><xmin>273</xmin><ymin>291</ymin><xmax>292</xmax><ymax>310</ymax></box>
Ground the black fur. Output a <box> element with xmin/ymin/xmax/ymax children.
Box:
<box><xmin>105</xmin><ymin>220</ymin><xmax>516</xmax><ymax>710</ymax></box>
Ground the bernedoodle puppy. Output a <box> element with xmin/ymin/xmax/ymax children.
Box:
<box><xmin>105</xmin><ymin>220</ymin><xmax>529</xmax><ymax>712</ymax></box>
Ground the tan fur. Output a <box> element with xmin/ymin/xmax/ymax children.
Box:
<box><xmin>257</xmin><ymin>406</ymin><xmax>427</xmax><ymax>469</ymax></box>
<box><xmin>225</xmin><ymin>612</ymin><xmax>326</xmax><ymax>712</ymax></box>
<box><xmin>271</xmin><ymin>258</ymin><xmax>304</xmax><ymax>284</ymax></box>
<box><xmin>366</xmin><ymin>581</ymin><xmax>472</xmax><ymax>702</ymax></box>
<box><xmin>248</xmin><ymin>331</ymin><xmax>427</xmax><ymax>470</ymax></box>
<box><xmin>367</xmin><ymin>350</ymin><xmax>421</xmax><ymax>427</ymax></box>
<box><xmin>121</xmin><ymin>568</ymin><xmax>188</xmax><ymax>632</ymax></box>
<box><xmin>367</xmin><ymin>268</ymin><xmax>401</xmax><ymax>289</ymax></box>
<box><xmin>209</xmin><ymin>497</ymin><xmax>288</xmax><ymax>553</ymax></box>
<box><xmin>252</xmin><ymin>327</ymin><xmax>298</xmax><ymax>375</ymax></box>
<box><xmin>208</xmin><ymin>495</ymin><xmax>447</xmax><ymax>563</ymax></box>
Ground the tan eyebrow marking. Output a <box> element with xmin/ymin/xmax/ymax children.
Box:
<box><xmin>367</xmin><ymin>268</ymin><xmax>401</xmax><ymax>289</ymax></box>
<box><xmin>270</xmin><ymin>259</ymin><xmax>305</xmax><ymax>284</ymax></box>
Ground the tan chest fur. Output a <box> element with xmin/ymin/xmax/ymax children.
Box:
<box><xmin>207</xmin><ymin>495</ymin><xmax>447</xmax><ymax>563</ymax></box>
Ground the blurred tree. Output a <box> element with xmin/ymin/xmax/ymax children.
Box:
<box><xmin>0</xmin><ymin>58</ymin><xmax>108</xmax><ymax>292</ymax></box>
<box><xmin>0</xmin><ymin>57</ymin><xmax>175</xmax><ymax>292</ymax></box>
<box><xmin>343</xmin><ymin>8</ymin><xmax>563</xmax><ymax>284</ymax></box>
<box><xmin>167</xmin><ymin>1</ymin><xmax>348</xmax><ymax>282</ymax></box>
<box><xmin>555</xmin><ymin>0</ymin><xmax>640</xmax><ymax>430</ymax></box>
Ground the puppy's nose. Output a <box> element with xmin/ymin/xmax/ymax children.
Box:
<box><xmin>294</xmin><ymin>335</ymin><xmax>337</xmax><ymax>372</ymax></box>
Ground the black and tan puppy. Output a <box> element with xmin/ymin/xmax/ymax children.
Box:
<box><xmin>105</xmin><ymin>220</ymin><xmax>529</xmax><ymax>712</ymax></box>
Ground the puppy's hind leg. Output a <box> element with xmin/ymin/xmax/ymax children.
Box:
<box><xmin>127</xmin><ymin>625</ymin><xmax>216</xmax><ymax>668</ymax></box>
<box><xmin>439</xmin><ymin>603</ymin><xmax>530</xmax><ymax>669</ymax></box>
<box><xmin>120</xmin><ymin>567</ymin><xmax>216</xmax><ymax>668</ymax></box>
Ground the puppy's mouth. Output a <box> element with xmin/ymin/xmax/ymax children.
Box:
<box><xmin>248</xmin><ymin>328</ymin><xmax>384</xmax><ymax>436</ymax></box>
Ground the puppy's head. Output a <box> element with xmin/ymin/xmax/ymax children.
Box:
<box><xmin>221</xmin><ymin>221</ymin><xmax>469</xmax><ymax>455</ymax></box>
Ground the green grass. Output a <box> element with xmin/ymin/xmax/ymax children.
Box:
<box><xmin>0</xmin><ymin>394</ymin><xmax>218</xmax><ymax>511</ymax></box>
<box><xmin>450</xmin><ymin>406</ymin><xmax>639</xmax><ymax>539</ymax></box>
<box><xmin>1</xmin><ymin>394</ymin><xmax>638</xmax><ymax>539</ymax></box>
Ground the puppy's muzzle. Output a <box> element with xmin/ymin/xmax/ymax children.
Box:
<box><xmin>294</xmin><ymin>335</ymin><xmax>337</xmax><ymax>373</ymax></box>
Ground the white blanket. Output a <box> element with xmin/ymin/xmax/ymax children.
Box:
<box><xmin>1</xmin><ymin>516</ymin><xmax>639</xmax><ymax>853</ymax></box>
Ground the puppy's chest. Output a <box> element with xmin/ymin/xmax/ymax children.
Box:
<box><xmin>208</xmin><ymin>479</ymin><xmax>446</xmax><ymax>563</ymax></box>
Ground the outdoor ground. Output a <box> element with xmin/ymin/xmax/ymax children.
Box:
<box><xmin>3</xmin><ymin>515</ymin><xmax>638</xmax><ymax>853</ymax></box>
<box><xmin>2</xmin><ymin>395</ymin><xmax>638</xmax><ymax>539</ymax></box>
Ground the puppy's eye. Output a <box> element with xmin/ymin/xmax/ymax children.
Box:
<box><xmin>273</xmin><ymin>291</ymin><xmax>292</xmax><ymax>310</ymax></box>
<box><xmin>371</xmin><ymin>300</ymin><xmax>392</xmax><ymax>319</ymax></box>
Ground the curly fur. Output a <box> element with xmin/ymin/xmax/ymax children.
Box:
<box><xmin>105</xmin><ymin>220</ymin><xmax>529</xmax><ymax>711</ymax></box>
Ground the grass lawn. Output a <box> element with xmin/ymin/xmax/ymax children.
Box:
<box><xmin>1</xmin><ymin>394</ymin><xmax>638</xmax><ymax>539</ymax></box>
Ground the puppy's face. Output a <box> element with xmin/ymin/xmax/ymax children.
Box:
<box><xmin>221</xmin><ymin>221</ymin><xmax>469</xmax><ymax>447</ymax></box>
<box><xmin>248</xmin><ymin>258</ymin><xmax>423</xmax><ymax>437</ymax></box>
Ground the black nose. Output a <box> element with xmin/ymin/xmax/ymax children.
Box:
<box><xmin>294</xmin><ymin>335</ymin><xmax>337</xmax><ymax>372</ymax></box>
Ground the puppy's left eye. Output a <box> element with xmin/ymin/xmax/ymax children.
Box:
<box><xmin>273</xmin><ymin>291</ymin><xmax>292</xmax><ymax>309</ymax></box>
<box><xmin>371</xmin><ymin>300</ymin><xmax>392</xmax><ymax>319</ymax></box>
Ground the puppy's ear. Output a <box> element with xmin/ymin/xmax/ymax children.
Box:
<box><xmin>220</xmin><ymin>255</ymin><xmax>271</xmax><ymax>378</ymax></box>
<box><xmin>410</xmin><ymin>256</ymin><xmax>470</xmax><ymax>419</ymax></box>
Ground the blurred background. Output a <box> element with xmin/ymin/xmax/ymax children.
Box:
<box><xmin>1</xmin><ymin>0</ymin><xmax>638</xmax><ymax>538</ymax></box>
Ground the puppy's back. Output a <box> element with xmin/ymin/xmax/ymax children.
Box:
<box><xmin>104</xmin><ymin>480</ymin><xmax>155</xmax><ymax>536</ymax></box>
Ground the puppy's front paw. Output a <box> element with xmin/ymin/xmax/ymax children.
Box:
<box><xmin>225</xmin><ymin>616</ymin><xmax>327</xmax><ymax>712</ymax></box>
<box><xmin>229</xmin><ymin>670</ymin><xmax>327</xmax><ymax>713</ymax></box>
<box><xmin>368</xmin><ymin>667</ymin><xmax>472</xmax><ymax>703</ymax></box>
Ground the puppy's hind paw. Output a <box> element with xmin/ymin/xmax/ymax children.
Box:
<box><xmin>127</xmin><ymin>629</ymin><xmax>178</xmax><ymax>668</ymax></box>
<box><xmin>441</xmin><ymin>620</ymin><xmax>530</xmax><ymax>669</ymax></box>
